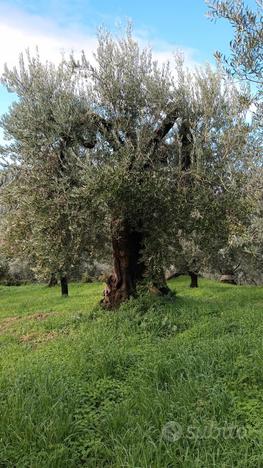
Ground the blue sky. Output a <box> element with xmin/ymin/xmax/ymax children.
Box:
<box><xmin>0</xmin><ymin>0</ymin><xmax>257</xmax><ymax>141</ymax></box>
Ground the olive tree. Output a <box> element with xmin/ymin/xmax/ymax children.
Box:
<box><xmin>205</xmin><ymin>0</ymin><xmax>263</xmax><ymax>284</ymax></box>
<box><xmin>76</xmin><ymin>34</ymin><xmax>251</xmax><ymax>304</ymax></box>
<box><xmin>0</xmin><ymin>53</ymin><xmax>102</xmax><ymax>296</ymax></box>
<box><xmin>0</xmin><ymin>28</ymin><xmax>253</xmax><ymax>306</ymax></box>
<box><xmin>164</xmin><ymin>62</ymin><xmax>253</xmax><ymax>286</ymax></box>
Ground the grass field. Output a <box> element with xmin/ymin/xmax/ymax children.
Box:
<box><xmin>0</xmin><ymin>277</ymin><xmax>263</xmax><ymax>467</ymax></box>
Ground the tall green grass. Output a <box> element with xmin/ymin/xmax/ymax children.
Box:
<box><xmin>0</xmin><ymin>278</ymin><xmax>262</xmax><ymax>467</ymax></box>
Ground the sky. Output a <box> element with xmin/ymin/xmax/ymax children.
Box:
<box><xmin>0</xmin><ymin>0</ymin><xmax>256</xmax><ymax>142</ymax></box>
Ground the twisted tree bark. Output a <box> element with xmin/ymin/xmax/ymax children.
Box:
<box><xmin>101</xmin><ymin>219</ymin><xmax>171</xmax><ymax>308</ymax></box>
<box><xmin>101</xmin><ymin>219</ymin><xmax>145</xmax><ymax>308</ymax></box>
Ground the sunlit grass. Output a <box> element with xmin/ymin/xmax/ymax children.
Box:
<box><xmin>0</xmin><ymin>277</ymin><xmax>262</xmax><ymax>467</ymax></box>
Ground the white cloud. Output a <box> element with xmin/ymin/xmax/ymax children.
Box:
<box><xmin>0</xmin><ymin>6</ymin><xmax>203</xmax><ymax>75</ymax></box>
<box><xmin>139</xmin><ymin>36</ymin><xmax>201</xmax><ymax>70</ymax></box>
<box><xmin>0</xmin><ymin>6</ymin><xmax>206</xmax><ymax>147</ymax></box>
<box><xmin>0</xmin><ymin>6</ymin><xmax>98</xmax><ymax>73</ymax></box>
<box><xmin>152</xmin><ymin>46</ymin><xmax>201</xmax><ymax>71</ymax></box>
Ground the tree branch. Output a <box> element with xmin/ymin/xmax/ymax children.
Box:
<box><xmin>79</xmin><ymin>112</ymin><xmax>124</xmax><ymax>151</ymax></box>
<box><xmin>147</xmin><ymin>108</ymin><xmax>179</xmax><ymax>154</ymax></box>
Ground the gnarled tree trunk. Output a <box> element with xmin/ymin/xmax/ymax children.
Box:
<box><xmin>60</xmin><ymin>275</ymin><xmax>69</xmax><ymax>296</ymax></box>
<box><xmin>102</xmin><ymin>219</ymin><xmax>145</xmax><ymax>308</ymax></box>
<box><xmin>189</xmin><ymin>271</ymin><xmax>198</xmax><ymax>288</ymax></box>
<box><xmin>101</xmin><ymin>219</ymin><xmax>171</xmax><ymax>308</ymax></box>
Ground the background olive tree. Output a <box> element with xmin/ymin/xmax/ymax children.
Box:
<box><xmin>0</xmin><ymin>53</ymin><xmax>104</xmax><ymax>296</ymax></box>
<box><xmin>207</xmin><ymin>0</ymin><xmax>263</xmax><ymax>283</ymax></box>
